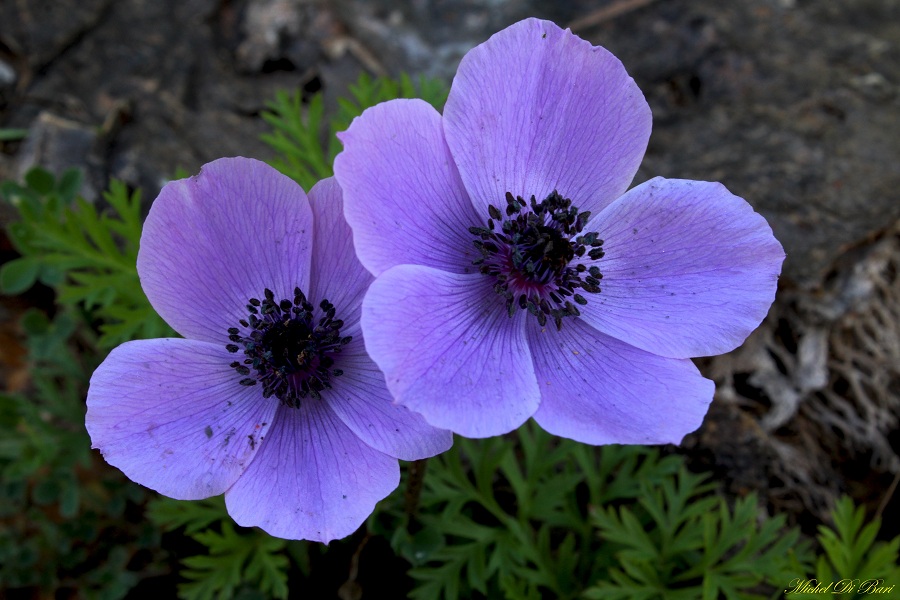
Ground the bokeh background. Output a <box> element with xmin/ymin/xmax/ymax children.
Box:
<box><xmin>1</xmin><ymin>0</ymin><xmax>899</xmax><ymax>596</ymax></box>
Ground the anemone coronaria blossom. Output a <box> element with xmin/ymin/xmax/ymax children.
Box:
<box><xmin>334</xmin><ymin>18</ymin><xmax>785</xmax><ymax>442</ymax></box>
<box><xmin>86</xmin><ymin>158</ymin><xmax>451</xmax><ymax>542</ymax></box>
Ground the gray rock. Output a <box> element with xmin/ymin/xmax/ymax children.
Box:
<box><xmin>14</xmin><ymin>112</ymin><xmax>100</xmax><ymax>201</ymax></box>
<box><xmin>0</xmin><ymin>59</ymin><xmax>15</xmax><ymax>87</ymax></box>
<box><xmin>0</xmin><ymin>0</ymin><xmax>112</xmax><ymax>69</ymax></box>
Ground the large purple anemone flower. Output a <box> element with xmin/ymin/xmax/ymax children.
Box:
<box><xmin>86</xmin><ymin>158</ymin><xmax>451</xmax><ymax>542</ymax></box>
<box><xmin>334</xmin><ymin>18</ymin><xmax>785</xmax><ymax>442</ymax></box>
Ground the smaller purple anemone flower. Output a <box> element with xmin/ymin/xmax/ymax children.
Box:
<box><xmin>334</xmin><ymin>18</ymin><xmax>786</xmax><ymax>442</ymax></box>
<box><xmin>86</xmin><ymin>158</ymin><xmax>451</xmax><ymax>542</ymax></box>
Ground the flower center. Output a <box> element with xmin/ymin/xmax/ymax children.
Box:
<box><xmin>470</xmin><ymin>191</ymin><xmax>604</xmax><ymax>329</ymax></box>
<box><xmin>225</xmin><ymin>287</ymin><xmax>351</xmax><ymax>407</ymax></box>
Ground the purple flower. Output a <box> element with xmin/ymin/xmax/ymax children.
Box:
<box><xmin>333</xmin><ymin>19</ymin><xmax>785</xmax><ymax>442</ymax></box>
<box><xmin>85</xmin><ymin>158</ymin><xmax>451</xmax><ymax>542</ymax></box>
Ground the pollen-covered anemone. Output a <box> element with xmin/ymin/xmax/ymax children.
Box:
<box><xmin>334</xmin><ymin>18</ymin><xmax>785</xmax><ymax>442</ymax></box>
<box><xmin>85</xmin><ymin>158</ymin><xmax>451</xmax><ymax>542</ymax></box>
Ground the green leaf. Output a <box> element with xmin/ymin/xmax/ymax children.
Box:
<box><xmin>178</xmin><ymin>522</ymin><xmax>290</xmax><ymax>600</ymax></box>
<box><xmin>399</xmin><ymin>423</ymin><xmax>702</xmax><ymax>600</ymax></box>
<box><xmin>0</xmin><ymin>257</ymin><xmax>40</xmax><ymax>294</ymax></box>
<box><xmin>146</xmin><ymin>496</ymin><xmax>229</xmax><ymax>535</ymax></box>
<box><xmin>260</xmin><ymin>91</ymin><xmax>329</xmax><ymax>191</ymax></box>
<box><xmin>1</xmin><ymin>170</ymin><xmax>167</xmax><ymax>349</ymax></box>
<box><xmin>397</xmin><ymin>526</ymin><xmax>446</xmax><ymax>566</ymax></box>
<box><xmin>32</xmin><ymin>478</ymin><xmax>60</xmax><ymax>505</ymax></box>
<box><xmin>19</xmin><ymin>307</ymin><xmax>50</xmax><ymax>334</ymax></box>
<box><xmin>55</xmin><ymin>169</ymin><xmax>82</xmax><ymax>203</ymax></box>
<box><xmin>0</xmin><ymin>128</ymin><xmax>29</xmax><ymax>141</ymax></box>
<box><xmin>814</xmin><ymin>496</ymin><xmax>900</xmax><ymax>598</ymax></box>
<box><xmin>262</xmin><ymin>72</ymin><xmax>448</xmax><ymax>190</ymax></box>
<box><xmin>588</xmin><ymin>469</ymin><xmax>811</xmax><ymax>600</ymax></box>
<box><xmin>58</xmin><ymin>476</ymin><xmax>80</xmax><ymax>518</ymax></box>
<box><xmin>243</xmin><ymin>535</ymin><xmax>289</xmax><ymax>600</ymax></box>
<box><xmin>24</xmin><ymin>167</ymin><xmax>55</xmax><ymax>195</ymax></box>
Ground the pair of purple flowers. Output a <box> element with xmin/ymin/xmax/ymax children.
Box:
<box><xmin>86</xmin><ymin>19</ymin><xmax>784</xmax><ymax>542</ymax></box>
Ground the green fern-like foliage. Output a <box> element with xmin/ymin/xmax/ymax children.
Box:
<box><xmin>179</xmin><ymin>522</ymin><xmax>289</xmax><ymax>600</ymax></box>
<box><xmin>146</xmin><ymin>497</ymin><xmax>232</xmax><ymax>536</ymax></box>
<box><xmin>260</xmin><ymin>73</ymin><xmax>448</xmax><ymax>190</ymax></box>
<box><xmin>392</xmin><ymin>423</ymin><xmax>686</xmax><ymax>600</ymax></box>
<box><xmin>0</xmin><ymin>168</ymin><xmax>173</xmax><ymax>348</ymax></box>
<box><xmin>585</xmin><ymin>471</ymin><xmax>810</xmax><ymax>600</ymax></box>
<box><xmin>0</xmin><ymin>307</ymin><xmax>160</xmax><ymax>596</ymax></box>
<box><xmin>147</xmin><ymin>496</ymin><xmax>299</xmax><ymax>600</ymax></box>
<box><xmin>808</xmin><ymin>496</ymin><xmax>900</xmax><ymax>599</ymax></box>
<box><xmin>0</xmin><ymin>170</ymin><xmax>169</xmax><ymax>595</ymax></box>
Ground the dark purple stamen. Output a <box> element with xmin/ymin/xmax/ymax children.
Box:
<box><xmin>225</xmin><ymin>287</ymin><xmax>351</xmax><ymax>407</ymax></box>
<box><xmin>470</xmin><ymin>190</ymin><xmax>603</xmax><ymax>329</ymax></box>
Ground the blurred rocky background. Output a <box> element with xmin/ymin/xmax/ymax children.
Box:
<box><xmin>1</xmin><ymin>0</ymin><xmax>899</xmax><ymax>534</ymax></box>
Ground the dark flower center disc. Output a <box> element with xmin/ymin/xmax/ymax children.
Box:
<box><xmin>470</xmin><ymin>191</ymin><xmax>604</xmax><ymax>329</ymax></box>
<box><xmin>225</xmin><ymin>287</ymin><xmax>351</xmax><ymax>407</ymax></box>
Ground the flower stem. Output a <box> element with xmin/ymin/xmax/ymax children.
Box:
<box><xmin>404</xmin><ymin>458</ymin><xmax>428</xmax><ymax>518</ymax></box>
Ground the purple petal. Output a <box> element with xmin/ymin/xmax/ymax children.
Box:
<box><xmin>528</xmin><ymin>318</ymin><xmax>714</xmax><ymax>445</ymax></box>
<box><xmin>444</xmin><ymin>18</ymin><xmax>651</xmax><ymax>218</ymax></box>
<box><xmin>578</xmin><ymin>177</ymin><xmax>785</xmax><ymax>358</ymax></box>
<box><xmin>306</xmin><ymin>177</ymin><xmax>372</xmax><ymax>336</ymax></box>
<box><xmin>361</xmin><ymin>265</ymin><xmax>539</xmax><ymax>438</ymax></box>
<box><xmin>305</xmin><ymin>179</ymin><xmax>452</xmax><ymax>460</ymax></box>
<box><xmin>138</xmin><ymin>157</ymin><xmax>314</xmax><ymax>344</ymax></box>
<box><xmin>86</xmin><ymin>338</ymin><xmax>276</xmax><ymax>499</ymax></box>
<box><xmin>326</xmin><ymin>340</ymin><xmax>453</xmax><ymax>461</ymax></box>
<box><xmin>335</xmin><ymin>99</ymin><xmax>481</xmax><ymax>277</ymax></box>
<box><xmin>224</xmin><ymin>401</ymin><xmax>398</xmax><ymax>543</ymax></box>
